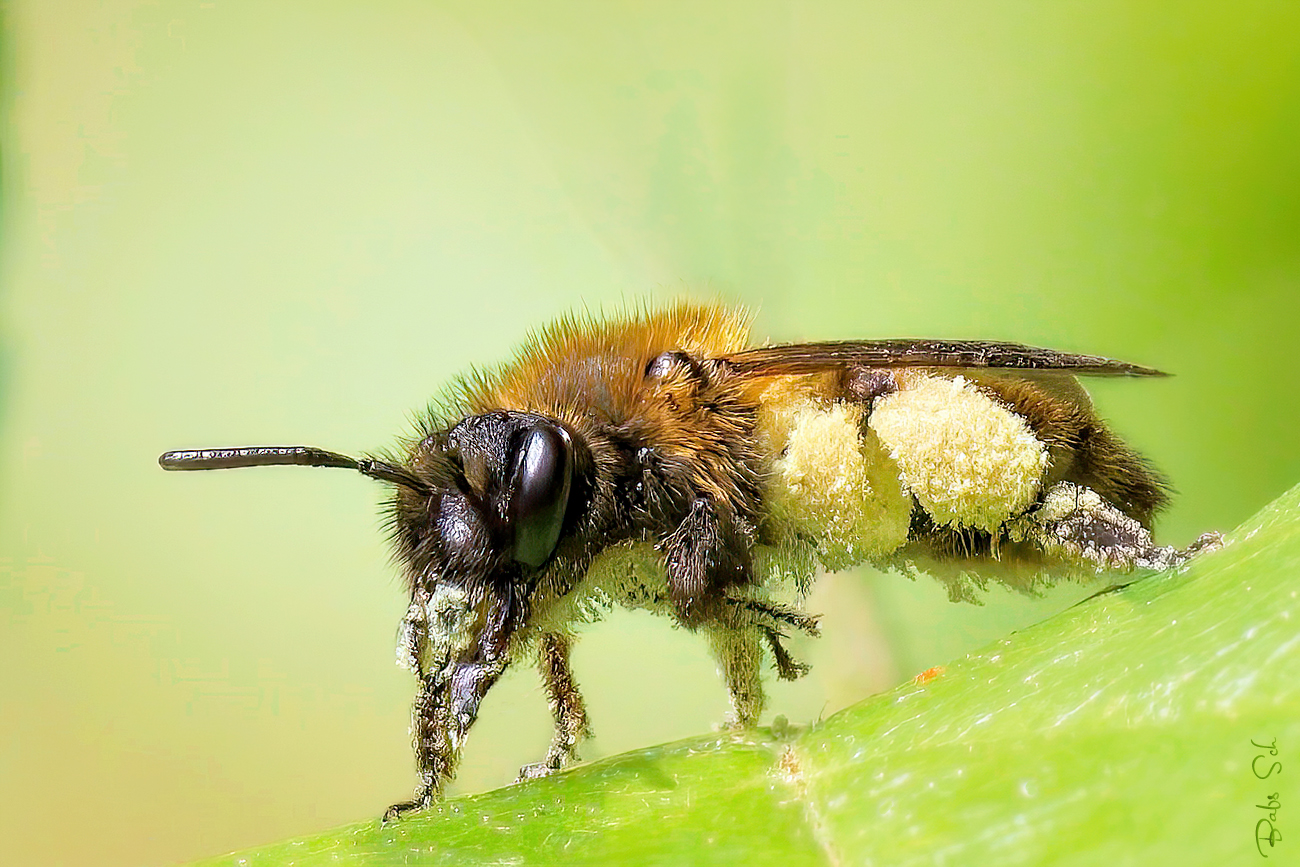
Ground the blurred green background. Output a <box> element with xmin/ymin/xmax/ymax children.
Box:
<box><xmin>1</xmin><ymin>2</ymin><xmax>1296</xmax><ymax>865</ymax></box>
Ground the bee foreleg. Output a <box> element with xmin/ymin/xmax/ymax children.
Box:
<box><xmin>383</xmin><ymin>676</ymin><xmax>449</xmax><ymax>822</ymax></box>
<box><xmin>384</xmin><ymin>586</ymin><xmax>522</xmax><ymax>822</ymax></box>
<box><xmin>517</xmin><ymin>632</ymin><xmax>591</xmax><ymax>782</ymax></box>
<box><xmin>705</xmin><ymin>625</ymin><xmax>766</xmax><ymax>727</ymax></box>
<box><xmin>383</xmin><ymin>657</ymin><xmax>513</xmax><ymax>822</ymax></box>
<box><xmin>1012</xmin><ymin>482</ymin><xmax>1222</xmax><ymax>571</ymax></box>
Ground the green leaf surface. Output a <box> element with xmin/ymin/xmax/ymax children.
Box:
<box><xmin>192</xmin><ymin>484</ymin><xmax>1299</xmax><ymax>866</ymax></box>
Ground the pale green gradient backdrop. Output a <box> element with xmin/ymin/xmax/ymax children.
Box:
<box><xmin>2</xmin><ymin>3</ymin><xmax>1297</xmax><ymax>866</ymax></box>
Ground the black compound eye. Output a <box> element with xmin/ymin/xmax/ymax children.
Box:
<box><xmin>508</xmin><ymin>423</ymin><xmax>573</xmax><ymax>568</ymax></box>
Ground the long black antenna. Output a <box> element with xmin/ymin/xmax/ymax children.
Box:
<box><xmin>158</xmin><ymin>446</ymin><xmax>430</xmax><ymax>494</ymax></box>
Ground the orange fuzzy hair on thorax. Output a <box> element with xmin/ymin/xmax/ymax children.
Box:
<box><xmin>453</xmin><ymin>303</ymin><xmax>754</xmax><ymax>423</ymax></box>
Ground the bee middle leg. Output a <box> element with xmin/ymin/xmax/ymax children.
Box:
<box><xmin>705</xmin><ymin>625</ymin><xmax>766</xmax><ymax>727</ymax></box>
<box><xmin>760</xmin><ymin>626</ymin><xmax>813</xmax><ymax>681</ymax></box>
<box><xmin>661</xmin><ymin>497</ymin><xmax>820</xmax><ymax>718</ymax></box>
<box><xmin>702</xmin><ymin>621</ymin><xmax>817</xmax><ymax>725</ymax></box>
<box><xmin>517</xmin><ymin>632</ymin><xmax>591</xmax><ymax>781</ymax></box>
<box><xmin>714</xmin><ymin>594</ymin><xmax>819</xmax><ymax>681</ymax></box>
<box><xmin>719</xmin><ymin>594</ymin><xmax>821</xmax><ymax>638</ymax></box>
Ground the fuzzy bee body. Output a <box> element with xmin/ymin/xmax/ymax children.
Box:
<box><xmin>159</xmin><ymin>302</ymin><xmax>1217</xmax><ymax>819</ymax></box>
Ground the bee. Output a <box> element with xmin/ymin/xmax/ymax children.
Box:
<box><xmin>159</xmin><ymin>302</ymin><xmax>1218</xmax><ymax>820</ymax></box>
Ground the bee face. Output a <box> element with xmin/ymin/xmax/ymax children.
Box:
<box><xmin>396</xmin><ymin>411</ymin><xmax>579</xmax><ymax>587</ymax></box>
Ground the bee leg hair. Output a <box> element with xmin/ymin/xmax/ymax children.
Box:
<box><xmin>761</xmin><ymin>627</ymin><xmax>812</xmax><ymax>681</ymax></box>
<box><xmin>517</xmin><ymin>632</ymin><xmax>591</xmax><ymax>781</ymax></box>
<box><xmin>718</xmin><ymin>594</ymin><xmax>821</xmax><ymax>638</ymax></box>
<box><xmin>385</xmin><ymin>597</ymin><xmax>436</xmax><ymax>822</ymax></box>
<box><xmin>705</xmin><ymin>625</ymin><xmax>766</xmax><ymax>727</ymax></box>
<box><xmin>713</xmin><ymin>595</ymin><xmax>817</xmax><ymax>680</ymax></box>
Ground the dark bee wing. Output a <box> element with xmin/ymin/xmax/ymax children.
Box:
<box><xmin>717</xmin><ymin>339</ymin><xmax>1166</xmax><ymax>377</ymax></box>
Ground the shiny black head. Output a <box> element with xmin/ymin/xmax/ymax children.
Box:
<box><xmin>391</xmin><ymin>411</ymin><xmax>577</xmax><ymax>586</ymax></box>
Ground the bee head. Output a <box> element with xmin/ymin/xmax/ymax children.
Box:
<box><xmin>392</xmin><ymin>411</ymin><xmax>577</xmax><ymax>589</ymax></box>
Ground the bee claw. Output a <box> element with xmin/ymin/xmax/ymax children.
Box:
<box><xmin>382</xmin><ymin>786</ymin><xmax>435</xmax><ymax>824</ymax></box>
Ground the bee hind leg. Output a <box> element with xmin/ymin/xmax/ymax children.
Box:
<box><xmin>517</xmin><ymin>632</ymin><xmax>591</xmax><ymax>782</ymax></box>
<box><xmin>1012</xmin><ymin>482</ymin><xmax>1222</xmax><ymax>571</ymax></box>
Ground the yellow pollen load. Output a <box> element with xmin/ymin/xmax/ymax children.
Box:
<box><xmin>868</xmin><ymin>374</ymin><xmax>1047</xmax><ymax>533</ymax></box>
<box><xmin>758</xmin><ymin>382</ymin><xmax>912</xmax><ymax>571</ymax></box>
